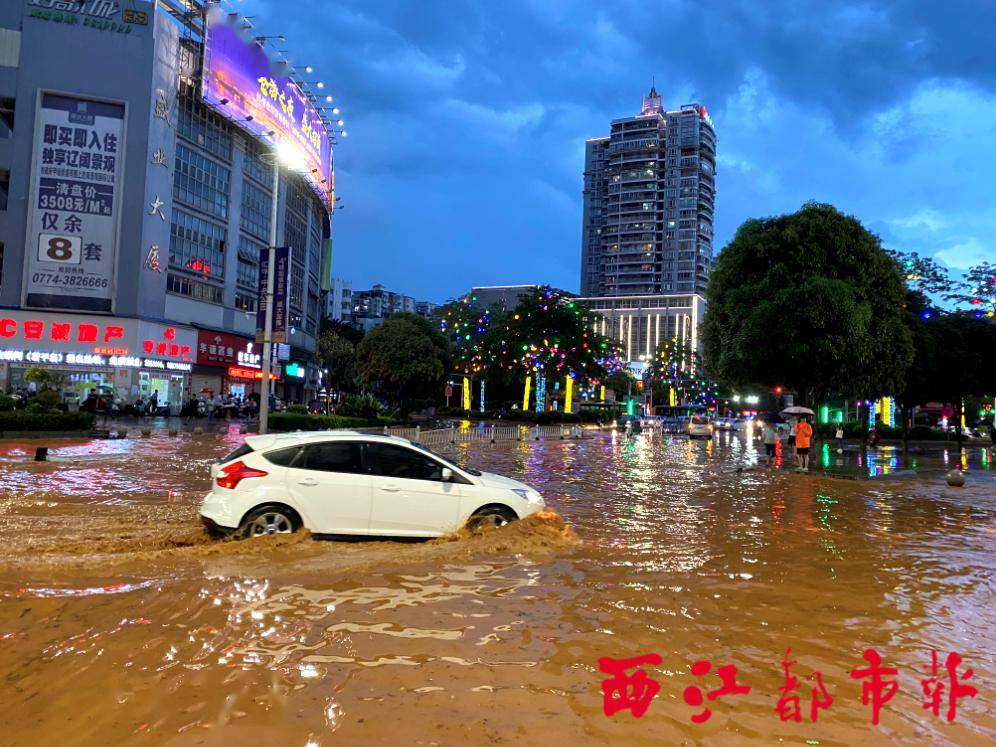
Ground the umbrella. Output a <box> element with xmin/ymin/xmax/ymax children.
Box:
<box><xmin>781</xmin><ymin>406</ymin><xmax>815</xmax><ymax>416</ymax></box>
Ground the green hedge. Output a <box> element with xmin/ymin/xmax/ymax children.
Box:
<box><xmin>267</xmin><ymin>412</ymin><xmax>392</xmax><ymax>432</ymax></box>
<box><xmin>816</xmin><ymin>421</ymin><xmax>955</xmax><ymax>441</ymax></box>
<box><xmin>0</xmin><ymin>410</ymin><xmax>96</xmax><ymax>432</ymax></box>
<box><xmin>0</xmin><ymin>394</ymin><xmax>16</xmax><ymax>412</ymax></box>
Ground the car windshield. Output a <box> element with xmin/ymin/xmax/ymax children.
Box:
<box><xmin>409</xmin><ymin>441</ymin><xmax>482</xmax><ymax>476</ymax></box>
<box><xmin>691</xmin><ymin>416</ymin><xmax>709</xmax><ymax>424</ymax></box>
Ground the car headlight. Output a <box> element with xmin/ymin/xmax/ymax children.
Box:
<box><xmin>512</xmin><ymin>488</ymin><xmax>543</xmax><ymax>504</ymax></box>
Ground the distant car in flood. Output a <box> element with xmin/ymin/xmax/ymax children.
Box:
<box><xmin>199</xmin><ymin>432</ymin><xmax>546</xmax><ymax>539</ymax></box>
<box><xmin>687</xmin><ymin>414</ymin><xmax>713</xmax><ymax>439</ymax></box>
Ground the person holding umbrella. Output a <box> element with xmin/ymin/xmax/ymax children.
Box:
<box><xmin>781</xmin><ymin>406</ymin><xmax>816</xmax><ymax>471</ymax></box>
<box><xmin>795</xmin><ymin>416</ymin><xmax>813</xmax><ymax>470</ymax></box>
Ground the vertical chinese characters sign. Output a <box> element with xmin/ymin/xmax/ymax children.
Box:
<box><xmin>25</xmin><ymin>93</ymin><xmax>124</xmax><ymax>312</ymax></box>
<box><xmin>256</xmin><ymin>246</ymin><xmax>290</xmax><ymax>344</ymax></box>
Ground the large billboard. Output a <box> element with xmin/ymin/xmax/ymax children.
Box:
<box><xmin>202</xmin><ymin>9</ymin><xmax>332</xmax><ymax>207</ymax></box>
<box><xmin>23</xmin><ymin>93</ymin><xmax>125</xmax><ymax>313</ymax></box>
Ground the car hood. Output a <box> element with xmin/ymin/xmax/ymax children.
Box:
<box><xmin>475</xmin><ymin>471</ymin><xmax>531</xmax><ymax>492</ymax></box>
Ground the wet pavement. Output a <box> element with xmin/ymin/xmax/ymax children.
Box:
<box><xmin>0</xmin><ymin>426</ymin><xmax>993</xmax><ymax>745</ymax></box>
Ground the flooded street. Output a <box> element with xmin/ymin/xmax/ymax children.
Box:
<box><xmin>1</xmin><ymin>427</ymin><xmax>993</xmax><ymax>745</ymax></box>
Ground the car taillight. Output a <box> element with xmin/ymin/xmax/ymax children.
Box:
<box><xmin>215</xmin><ymin>460</ymin><xmax>268</xmax><ymax>490</ymax></box>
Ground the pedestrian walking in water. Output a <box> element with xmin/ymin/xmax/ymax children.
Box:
<box><xmin>795</xmin><ymin>416</ymin><xmax>813</xmax><ymax>471</ymax></box>
<box><xmin>835</xmin><ymin>425</ymin><xmax>844</xmax><ymax>454</ymax></box>
<box><xmin>762</xmin><ymin>419</ymin><xmax>779</xmax><ymax>465</ymax></box>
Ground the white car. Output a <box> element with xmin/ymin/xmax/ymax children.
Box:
<box><xmin>687</xmin><ymin>415</ymin><xmax>713</xmax><ymax>439</ymax></box>
<box><xmin>199</xmin><ymin>432</ymin><xmax>546</xmax><ymax>539</ymax></box>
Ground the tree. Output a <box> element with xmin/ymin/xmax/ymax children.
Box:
<box><xmin>897</xmin><ymin>296</ymin><xmax>996</xmax><ymax>447</ymax></box>
<box><xmin>490</xmin><ymin>286</ymin><xmax>622</xmax><ymax>383</ymax></box>
<box><xmin>315</xmin><ymin>331</ymin><xmax>357</xmax><ymax>394</ymax></box>
<box><xmin>702</xmin><ymin>203</ymin><xmax>914</xmax><ymax>405</ymax></box>
<box><xmin>946</xmin><ymin>261</ymin><xmax>996</xmax><ymax>317</ymax></box>
<box><xmin>319</xmin><ymin>317</ymin><xmax>364</xmax><ymax>345</ymax></box>
<box><xmin>434</xmin><ymin>295</ymin><xmax>492</xmax><ymax>377</ymax></box>
<box><xmin>886</xmin><ymin>249</ymin><xmax>951</xmax><ymax>297</ymax></box>
<box><xmin>647</xmin><ymin>338</ymin><xmax>719</xmax><ymax>407</ymax></box>
<box><xmin>356</xmin><ymin>313</ymin><xmax>449</xmax><ymax>411</ymax></box>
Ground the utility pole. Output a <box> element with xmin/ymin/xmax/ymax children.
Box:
<box><xmin>258</xmin><ymin>162</ymin><xmax>280</xmax><ymax>434</ymax></box>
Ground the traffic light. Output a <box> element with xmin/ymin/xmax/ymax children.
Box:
<box><xmin>774</xmin><ymin>385</ymin><xmax>783</xmax><ymax>394</ymax></box>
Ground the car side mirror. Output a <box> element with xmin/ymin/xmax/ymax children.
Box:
<box><xmin>440</xmin><ymin>467</ymin><xmax>453</xmax><ymax>482</ymax></box>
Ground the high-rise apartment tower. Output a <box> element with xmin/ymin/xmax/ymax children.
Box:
<box><xmin>580</xmin><ymin>87</ymin><xmax>716</xmax><ymax>296</ymax></box>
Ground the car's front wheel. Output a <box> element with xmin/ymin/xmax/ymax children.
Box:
<box><xmin>239</xmin><ymin>505</ymin><xmax>300</xmax><ymax>539</ymax></box>
<box><xmin>467</xmin><ymin>505</ymin><xmax>518</xmax><ymax>531</ymax></box>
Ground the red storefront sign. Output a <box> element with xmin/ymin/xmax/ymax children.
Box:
<box><xmin>228</xmin><ymin>366</ymin><xmax>278</xmax><ymax>381</ymax></box>
<box><xmin>0</xmin><ymin>316</ymin><xmax>192</xmax><ymax>361</ymax></box>
<box><xmin>197</xmin><ymin>330</ymin><xmax>260</xmax><ymax>368</ymax></box>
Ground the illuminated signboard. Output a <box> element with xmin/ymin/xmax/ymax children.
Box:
<box><xmin>197</xmin><ymin>330</ymin><xmax>261</xmax><ymax>368</ymax></box>
<box><xmin>228</xmin><ymin>366</ymin><xmax>278</xmax><ymax>381</ymax></box>
<box><xmin>202</xmin><ymin>9</ymin><xmax>332</xmax><ymax>207</ymax></box>
<box><xmin>0</xmin><ymin>350</ymin><xmax>191</xmax><ymax>372</ymax></box>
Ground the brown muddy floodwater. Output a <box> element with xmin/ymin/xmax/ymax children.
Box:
<box><xmin>0</xmin><ymin>424</ymin><xmax>994</xmax><ymax>746</ymax></box>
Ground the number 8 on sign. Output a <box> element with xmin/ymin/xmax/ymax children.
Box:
<box><xmin>38</xmin><ymin>234</ymin><xmax>81</xmax><ymax>265</ymax></box>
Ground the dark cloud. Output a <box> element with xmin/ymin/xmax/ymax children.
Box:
<box><xmin>245</xmin><ymin>0</ymin><xmax>995</xmax><ymax>300</ymax></box>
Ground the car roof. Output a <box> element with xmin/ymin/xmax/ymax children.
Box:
<box><xmin>245</xmin><ymin>431</ymin><xmax>416</xmax><ymax>452</ymax></box>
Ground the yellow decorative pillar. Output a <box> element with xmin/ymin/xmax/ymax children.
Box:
<box><xmin>564</xmin><ymin>376</ymin><xmax>574</xmax><ymax>414</ymax></box>
<box><xmin>522</xmin><ymin>376</ymin><xmax>532</xmax><ymax>411</ymax></box>
<box><xmin>462</xmin><ymin>376</ymin><xmax>471</xmax><ymax>411</ymax></box>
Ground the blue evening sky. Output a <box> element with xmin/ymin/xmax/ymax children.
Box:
<box><xmin>245</xmin><ymin>0</ymin><xmax>995</xmax><ymax>302</ymax></box>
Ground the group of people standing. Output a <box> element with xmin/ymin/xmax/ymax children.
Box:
<box><xmin>761</xmin><ymin>416</ymin><xmax>813</xmax><ymax>471</ymax></box>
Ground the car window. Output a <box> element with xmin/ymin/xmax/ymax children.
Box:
<box><xmin>364</xmin><ymin>443</ymin><xmax>445</xmax><ymax>481</ymax></box>
<box><xmin>220</xmin><ymin>442</ymin><xmax>254</xmax><ymax>464</ymax></box>
<box><xmin>410</xmin><ymin>441</ymin><xmax>481</xmax><ymax>476</ymax></box>
<box><xmin>297</xmin><ymin>442</ymin><xmax>363</xmax><ymax>474</ymax></box>
<box><xmin>263</xmin><ymin>445</ymin><xmax>301</xmax><ymax>466</ymax></box>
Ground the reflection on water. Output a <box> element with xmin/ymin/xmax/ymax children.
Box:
<box><xmin>0</xmin><ymin>429</ymin><xmax>993</xmax><ymax>745</ymax></box>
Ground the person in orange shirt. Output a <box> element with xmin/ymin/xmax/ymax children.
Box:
<box><xmin>795</xmin><ymin>416</ymin><xmax>813</xmax><ymax>470</ymax></box>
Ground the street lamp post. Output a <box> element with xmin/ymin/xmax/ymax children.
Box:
<box><xmin>258</xmin><ymin>162</ymin><xmax>281</xmax><ymax>435</ymax></box>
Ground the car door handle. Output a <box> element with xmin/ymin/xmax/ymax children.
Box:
<box><xmin>381</xmin><ymin>485</ymin><xmax>400</xmax><ymax>493</ymax></box>
<box><xmin>298</xmin><ymin>478</ymin><xmax>319</xmax><ymax>486</ymax></box>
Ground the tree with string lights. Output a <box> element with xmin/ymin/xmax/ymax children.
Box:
<box><xmin>435</xmin><ymin>294</ymin><xmax>492</xmax><ymax>377</ymax></box>
<box><xmin>489</xmin><ymin>286</ymin><xmax>623</xmax><ymax>406</ymax></box>
<box><xmin>947</xmin><ymin>261</ymin><xmax>996</xmax><ymax>318</ymax></box>
<box><xmin>646</xmin><ymin>337</ymin><xmax>719</xmax><ymax>408</ymax></box>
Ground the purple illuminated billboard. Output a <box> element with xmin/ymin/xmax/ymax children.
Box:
<box><xmin>202</xmin><ymin>9</ymin><xmax>333</xmax><ymax>207</ymax></box>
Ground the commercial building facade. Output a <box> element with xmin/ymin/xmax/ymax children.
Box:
<box><xmin>346</xmin><ymin>284</ymin><xmax>436</xmax><ymax>333</ymax></box>
<box><xmin>470</xmin><ymin>284</ymin><xmax>535</xmax><ymax>310</ymax></box>
<box><xmin>325</xmin><ymin>277</ymin><xmax>351</xmax><ymax>322</ymax></box>
<box><xmin>575</xmin><ymin>293</ymin><xmax>704</xmax><ymax>373</ymax></box>
<box><xmin>0</xmin><ymin>1</ymin><xmax>334</xmax><ymax>408</ymax></box>
<box><xmin>581</xmin><ymin>87</ymin><xmax>716</xmax><ymax>297</ymax></box>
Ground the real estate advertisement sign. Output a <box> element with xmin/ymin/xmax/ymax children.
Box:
<box><xmin>256</xmin><ymin>246</ymin><xmax>289</xmax><ymax>344</ymax></box>
<box><xmin>24</xmin><ymin>93</ymin><xmax>125</xmax><ymax>312</ymax></box>
<box><xmin>202</xmin><ymin>8</ymin><xmax>332</xmax><ymax>207</ymax></box>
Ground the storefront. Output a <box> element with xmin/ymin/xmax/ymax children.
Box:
<box><xmin>193</xmin><ymin>328</ymin><xmax>278</xmax><ymax>400</ymax></box>
<box><xmin>0</xmin><ymin>310</ymin><xmax>195</xmax><ymax>412</ymax></box>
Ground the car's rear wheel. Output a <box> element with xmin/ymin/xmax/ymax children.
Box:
<box><xmin>239</xmin><ymin>505</ymin><xmax>299</xmax><ymax>539</ymax></box>
<box><xmin>467</xmin><ymin>505</ymin><xmax>517</xmax><ymax>531</ymax></box>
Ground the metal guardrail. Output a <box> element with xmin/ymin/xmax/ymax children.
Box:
<box><xmin>377</xmin><ymin>424</ymin><xmax>587</xmax><ymax>445</ymax></box>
